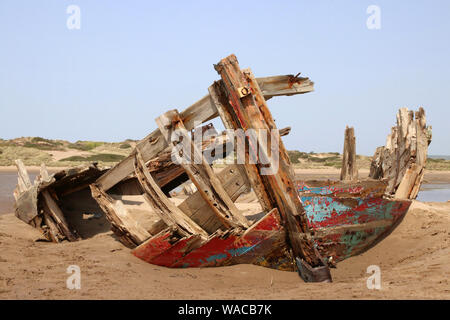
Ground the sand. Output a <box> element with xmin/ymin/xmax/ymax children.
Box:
<box><xmin>0</xmin><ymin>168</ymin><xmax>449</xmax><ymax>299</ymax></box>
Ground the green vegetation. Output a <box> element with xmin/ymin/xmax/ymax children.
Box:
<box><xmin>119</xmin><ymin>143</ymin><xmax>132</xmax><ymax>149</ymax></box>
<box><xmin>67</xmin><ymin>141</ymin><xmax>105</xmax><ymax>151</ymax></box>
<box><xmin>0</xmin><ymin>146</ymin><xmax>53</xmax><ymax>166</ymax></box>
<box><xmin>60</xmin><ymin>153</ymin><xmax>126</xmax><ymax>162</ymax></box>
<box><xmin>426</xmin><ymin>158</ymin><xmax>450</xmax><ymax>171</ymax></box>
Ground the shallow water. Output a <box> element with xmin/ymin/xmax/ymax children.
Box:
<box><xmin>416</xmin><ymin>184</ymin><xmax>450</xmax><ymax>202</ymax></box>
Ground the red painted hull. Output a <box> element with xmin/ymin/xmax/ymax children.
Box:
<box><xmin>133</xmin><ymin>182</ymin><xmax>411</xmax><ymax>270</ymax></box>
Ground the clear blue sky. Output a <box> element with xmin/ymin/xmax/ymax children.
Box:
<box><xmin>1</xmin><ymin>1</ymin><xmax>449</xmax><ymax>155</ymax></box>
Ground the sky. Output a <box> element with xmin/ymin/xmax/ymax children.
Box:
<box><xmin>0</xmin><ymin>0</ymin><xmax>449</xmax><ymax>155</ymax></box>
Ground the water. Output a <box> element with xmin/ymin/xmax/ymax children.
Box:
<box><xmin>429</xmin><ymin>155</ymin><xmax>450</xmax><ymax>160</ymax></box>
<box><xmin>0</xmin><ymin>171</ymin><xmax>37</xmax><ymax>214</ymax></box>
<box><xmin>416</xmin><ymin>184</ymin><xmax>450</xmax><ymax>202</ymax></box>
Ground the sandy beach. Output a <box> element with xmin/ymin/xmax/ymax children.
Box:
<box><xmin>1</xmin><ymin>168</ymin><xmax>449</xmax><ymax>299</ymax></box>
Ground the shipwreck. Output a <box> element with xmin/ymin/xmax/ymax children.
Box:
<box><xmin>13</xmin><ymin>55</ymin><xmax>432</xmax><ymax>282</ymax></box>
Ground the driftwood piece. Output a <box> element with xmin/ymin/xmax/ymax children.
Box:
<box><xmin>134</xmin><ymin>150</ymin><xmax>208</xmax><ymax>238</ymax></box>
<box><xmin>214</xmin><ymin>54</ymin><xmax>331</xmax><ymax>282</ymax></box>
<box><xmin>155</xmin><ymin>110</ymin><xmax>249</xmax><ymax>229</ymax></box>
<box><xmin>369</xmin><ymin>107</ymin><xmax>431</xmax><ymax>199</ymax></box>
<box><xmin>96</xmin><ymin>75</ymin><xmax>315</xmax><ymax>192</ymax></box>
<box><xmin>340</xmin><ymin>126</ymin><xmax>358</xmax><ymax>181</ymax></box>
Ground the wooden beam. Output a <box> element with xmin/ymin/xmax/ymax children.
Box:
<box><xmin>90</xmin><ymin>184</ymin><xmax>151</xmax><ymax>248</ymax></box>
<box><xmin>134</xmin><ymin>150</ymin><xmax>209</xmax><ymax>238</ymax></box>
<box><xmin>147</xmin><ymin>163</ymin><xmax>250</xmax><ymax>235</ymax></box>
<box><xmin>95</xmin><ymin>75</ymin><xmax>315</xmax><ymax>192</ymax></box>
<box><xmin>209</xmin><ymin>81</ymin><xmax>273</xmax><ymax>212</ymax></box>
<box><xmin>15</xmin><ymin>159</ymin><xmax>32</xmax><ymax>193</ymax></box>
<box><xmin>156</xmin><ymin>110</ymin><xmax>249</xmax><ymax>229</ymax></box>
<box><xmin>41</xmin><ymin>190</ymin><xmax>79</xmax><ymax>242</ymax></box>
<box><xmin>214</xmin><ymin>54</ymin><xmax>330</xmax><ymax>281</ymax></box>
<box><xmin>340</xmin><ymin>126</ymin><xmax>359</xmax><ymax>181</ymax></box>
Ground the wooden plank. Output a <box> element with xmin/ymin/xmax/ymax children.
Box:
<box><xmin>209</xmin><ymin>81</ymin><xmax>273</xmax><ymax>212</ymax></box>
<box><xmin>39</xmin><ymin>163</ymin><xmax>50</xmax><ymax>182</ymax></box>
<box><xmin>96</xmin><ymin>75</ymin><xmax>315</xmax><ymax>192</ymax></box>
<box><xmin>147</xmin><ymin>164</ymin><xmax>250</xmax><ymax>235</ymax></box>
<box><xmin>134</xmin><ymin>150</ymin><xmax>208</xmax><ymax>238</ymax></box>
<box><xmin>147</xmin><ymin>125</ymin><xmax>230</xmax><ymax>192</ymax></box>
<box><xmin>156</xmin><ymin>110</ymin><xmax>249</xmax><ymax>229</ymax></box>
<box><xmin>177</xmin><ymin>164</ymin><xmax>250</xmax><ymax>233</ymax></box>
<box><xmin>214</xmin><ymin>54</ymin><xmax>330</xmax><ymax>281</ymax></box>
<box><xmin>15</xmin><ymin>159</ymin><xmax>32</xmax><ymax>193</ymax></box>
<box><xmin>90</xmin><ymin>184</ymin><xmax>151</xmax><ymax>248</ymax></box>
<box><xmin>41</xmin><ymin>190</ymin><xmax>79</xmax><ymax>241</ymax></box>
<box><xmin>340</xmin><ymin>126</ymin><xmax>359</xmax><ymax>181</ymax></box>
<box><xmin>257</xmin><ymin>74</ymin><xmax>314</xmax><ymax>100</ymax></box>
<box><xmin>279</xmin><ymin>127</ymin><xmax>291</xmax><ymax>137</ymax></box>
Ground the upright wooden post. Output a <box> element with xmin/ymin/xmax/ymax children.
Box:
<box><xmin>214</xmin><ymin>54</ymin><xmax>331</xmax><ymax>282</ymax></box>
<box><xmin>340</xmin><ymin>126</ymin><xmax>359</xmax><ymax>181</ymax></box>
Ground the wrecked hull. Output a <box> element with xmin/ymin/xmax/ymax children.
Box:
<box><xmin>299</xmin><ymin>181</ymin><xmax>411</xmax><ymax>263</ymax></box>
<box><xmin>131</xmin><ymin>181</ymin><xmax>411</xmax><ymax>270</ymax></box>
<box><xmin>12</xmin><ymin>54</ymin><xmax>429</xmax><ymax>283</ymax></box>
<box><xmin>133</xmin><ymin>208</ymin><xmax>295</xmax><ymax>271</ymax></box>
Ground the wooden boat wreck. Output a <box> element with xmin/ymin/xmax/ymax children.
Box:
<box><xmin>13</xmin><ymin>54</ymin><xmax>432</xmax><ymax>282</ymax></box>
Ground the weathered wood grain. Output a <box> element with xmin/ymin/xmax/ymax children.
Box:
<box><xmin>156</xmin><ymin>110</ymin><xmax>249</xmax><ymax>229</ymax></box>
<box><xmin>134</xmin><ymin>150</ymin><xmax>208</xmax><ymax>238</ymax></box>
<box><xmin>369</xmin><ymin>107</ymin><xmax>431</xmax><ymax>199</ymax></box>
<box><xmin>214</xmin><ymin>54</ymin><xmax>330</xmax><ymax>281</ymax></box>
<box><xmin>340</xmin><ymin>126</ymin><xmax>358</xmax><ymax>181</ymax></box>
<box><xmin>96</xmin><ymin>75</ymin><xmax>315</xmax><ymax>192</ymax></box>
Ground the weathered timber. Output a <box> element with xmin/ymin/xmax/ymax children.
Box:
<box><xmin>147</xmin><ymin>164</ymin><xmax>250</xmax><ymax>235</ymax></box>
<box><xmin>15</xmin><ymin>159</ymin><xmax>32</xmax><ymax>193</ymax></box>
<box><xmin>297</xmin><ymin>179</ymin><xmax>387</xmax><ymax>198</ymax></box>
<box><xmin>41</xmin><ymin>190</ymin><xmax>79</xmax><ymax>241</ymax></box>
<box><xmin>155</xmin><ymin>109</ymin><xmax>249</xmax><ymax>229</ymax></box>
<box><xmin>209</xmin><ymin>81</ymin><xmax>273</xmax><ymax>213</ymax></box>
<box><xmin>369</xmin><ymin>107</ymin><xmax>432</xmax><ymax>199</ymax></box>
<box><xmin>340</xmin><ymin>126</ymin><xmax>359</xmax><ymax>181</ymax></box>
<box><xmin>147</xmin><ymin>127</ymin><xmax>232</xmax><ymax>193</ymax></box>
<box><xmin>279</xmin><ymin>127</ymin><xmax>291</xmax><ymax>137</ymax></box>
<box><xmin>90</xmin><ymin>184</ymin><xmax>150</xmax><ymax>248</ymax></box>
<box><xmin>134</xmin><ymin>150</ymin><xmax>208</xmax><ymax>238</ymax></box>
<box><xmin>96</xmin><ymin>75</ymin><xmax>315</xmax><ymax>192</ymax></box>
<box><xmin>214</xmin><ymin>54</ymin><xmax>331</xmax><ymax>282</ymax></box>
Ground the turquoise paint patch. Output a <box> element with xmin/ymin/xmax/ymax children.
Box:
<box><xmin>228</xmin><ymin>245</ymin><xmax>258</xmax><ymax>257</ymax></box>
<box><xmin>301</xmin><ymin>196</ymin><xmax>396</xmax><ymax>226</ymax></box>
<box><xmin>205</xmin><ymin>253</ymin><xmax>228</xmax><ymax>263</ymax></box>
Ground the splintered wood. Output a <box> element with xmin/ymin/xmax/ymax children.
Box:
<box><xmin>340</xmin><ymin>126</ymin><xmax>358</xmax><ymax>181</ymax></box>
<box><xmin>369</xmin><ymin>107</ymin><xmax>432</xmax><ymax>199</ymax></box>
